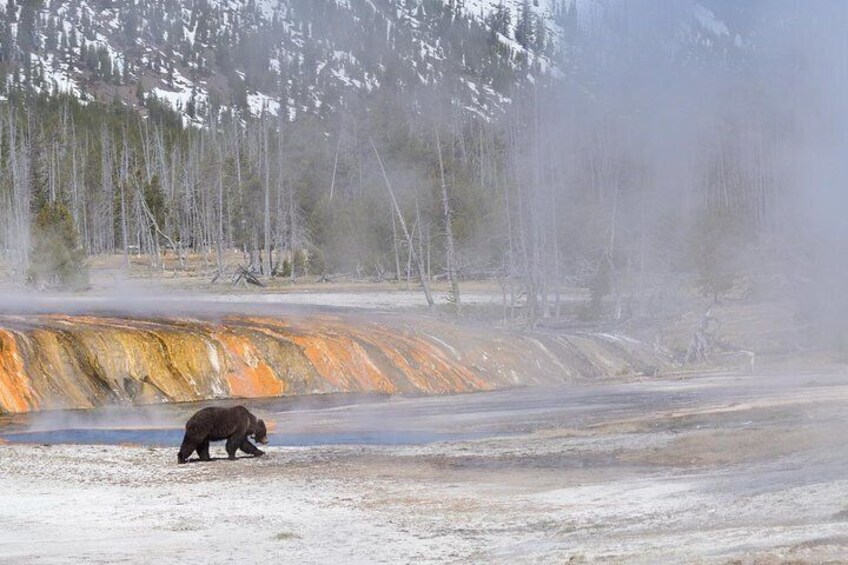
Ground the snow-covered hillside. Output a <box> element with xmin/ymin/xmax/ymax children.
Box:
<box><xmin>0</xmin><ymin>0</ymin><xmax>741</xmax><ymax>125</ymax></box>
<box><xmin>0</xmin><ymin>0</ymin><xmax>565</xmax><ymax>125</ymax></box>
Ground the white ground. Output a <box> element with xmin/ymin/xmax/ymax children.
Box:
<box><xmin>3</xmin><ymin>372</ymin><xmax>848</xmax><ymax>564</ymax></box>
<box><xmin>0</xmin><ymin>288</ymin><xmax>573</xmax><ymax>313</ymax></box>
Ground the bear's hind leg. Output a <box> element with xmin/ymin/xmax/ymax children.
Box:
<box><xmin>197</xmin><ymin>440</ymin><xmax>211</xmax><ymax>461</ymax></box>
<box><xmin>239</xmin><ymin>439</ymin><xmax>265</xmax><ymax>458</ymax></box>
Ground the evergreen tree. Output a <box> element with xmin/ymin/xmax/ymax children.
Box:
<box><xmin>485</xmin><ymin>3</ymin><xmax>511</xmax><ymax>46</ymax></box>
<box><xmin>515</xmin><ymin>0</ymin><xmax>534</xmax><ymax>50</ymax></box>
<box><xmin>144</xmin><ymin>174</ymin><xmax>167</xmax><ymax>230</ymax></box>
<box><xmin>691</xmin><ymin>208</ymin><xmax>748</xmax><ymax>302</ymax></box>
<box><xmin>16</xmin><ymin>0</ymin><xmax>40</xmax><ymax>53</ymax></box>
<box><xmin>28</xmin><ymin>201</ymin><xmax>89</xmax><ymax>290</ymax></box>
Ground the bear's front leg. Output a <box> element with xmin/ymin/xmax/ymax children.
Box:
<box><xmin>239</xmin><ymin>439</ymin><xmax>265</xmax><ymax>458</ymax></box>
<box><xmin>225</xmin><ymin>436</ymin><xmax>243</xmax><ymax>460</ymax></box>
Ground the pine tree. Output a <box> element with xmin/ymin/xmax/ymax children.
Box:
<box><xmin>28</xmin><ymin>201</ymin><xmax>89</xmax><ymax>290</ymax></box>
<box><xmin>485</xmin><ymin>3</ymin><xmax>510</xmax><ymax>45</ymax></box>
<box><xmin>16</xmin><ymin>0</ymin><xmax>39</xmax><ymax>53</ymax></box>
<box><xmin>515</xmin><ymin>0</ymin><xmax>534</xmax><ymax>50</ymax></box>
<box><xmin>144</xmin><ymin>174</ymin><xmax>167</xmax><ymax>230</ymax></box>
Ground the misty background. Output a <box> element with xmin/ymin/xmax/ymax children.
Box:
<box><xmin>0</xmin><ymin>0</ymin><xmax>845</xmax><ymax>352</ymax></box>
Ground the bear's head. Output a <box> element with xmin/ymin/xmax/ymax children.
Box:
<box><xmin>253</xmin><ymin>419</ymin><xmax>269</xmax><ymax>444</ymax></box>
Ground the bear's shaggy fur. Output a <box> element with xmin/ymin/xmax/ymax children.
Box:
<box><xmin>177</xmin><ymin>405</ymin><xmax>269</xmax><ymax>464</ymax></box>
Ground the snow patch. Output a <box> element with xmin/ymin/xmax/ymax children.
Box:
<box><xmin>693</xmin><ymin>4</ymin><xmax>729</xmax><ymax>37</ymax></box>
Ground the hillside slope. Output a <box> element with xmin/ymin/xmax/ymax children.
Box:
<box><xmin>0</xmin><ymin>0</ymin><xmax>565</xmax><ymax>124</ymax></box>
<box><xmin>0</xmin><ymin>0</ymin><xmax>746</xmax><ymax>124</ymax></box>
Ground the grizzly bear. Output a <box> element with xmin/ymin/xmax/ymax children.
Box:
<box><xmin>177</xmin><ymin>405</ymin><xmax>269</xmax><ymax>464</ymax></box>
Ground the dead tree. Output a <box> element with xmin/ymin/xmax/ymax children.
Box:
<box><xmin>685</xmin><ymin>306</ymin><xmax>720</xmax><ymax>364</ymax></box>
<box><xmin>436</xmin><ymin>129</ymin><xmax>461</xmax><ymax>314</ymax></box>
<box><xmin>232</xmin><ymin>265</ymin><xmax>265</xmax><ymax>288</ymax></box>
<box><xmin>370</xmin><ymin>138</ymin><xmax>435</xmax><ymax>309</ymax></box>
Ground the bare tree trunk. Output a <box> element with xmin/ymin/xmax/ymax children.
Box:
<box><xmin>390</xmin><ymin>208</ymin><xmax>401</xmax><ymax>282</ymax></box>
<box><xmin>329</xmin><ymin>131</ymin><xmax>341</xmax><ymax>202</ymax></box>
<box><xmin>415</xmin><ymin>198</ymin><xmax>427</xmax><ymax>283</ymax></box>
<box><xmin>426</xmin><ymin>222</ymin><xmax>431</xmax><ymax>282</ymax></box>
<box><xmin>286</xmin><ymin>125</ymin><xmax>297</xmax><ymax>284</ymax></box>
<box><xmin>263</xmin><ymin>122</ymin><xmax>271</xmax><ymax>276</ymax></box>
<box><xmin>608</xmin><ymin>180</ymin><xmax>622</xmax><ymax>321</ymax></box>
<box><xmin>275</xmin><ymin>113</ymin><xmax>287</xmax><ymax>275</ymax></box>
<box><xmin>370</xmin><ymin>138</ymin><xmax>434</xmax><ymax>309</ymax></box>
<box><xmin>216</xmin><ymin>142</ymin><xmax>225</xmax><ymax>275</ymax></box>
<box><xmin>406</xmin><ymin>221</ymin><xmax>416</xmax><ymax>290</ymax></box>
<box><xmin>119</xmin><ymin>134</ymin><xmax>130</xmax><ymax>269</ymax></box>
<box><xmin>435</xmin><ymin>129</ymin><xmax>461</xmax><ymax>314</ymax></box>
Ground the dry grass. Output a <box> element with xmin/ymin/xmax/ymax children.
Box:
<box><xmin>272</xmin><ymin>531</ymin><xmax>301</xmax><ymax>541</ymax></box>
<box><xmin>77</xmin><ymin>252</ymin><xmax>514</xmax><ymax>296</ymax></box>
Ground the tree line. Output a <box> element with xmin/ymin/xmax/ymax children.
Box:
<box><xmin>0</xmin><ymin>0</ymin><xmax>812</xmax><ymax>333</ymax></box>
